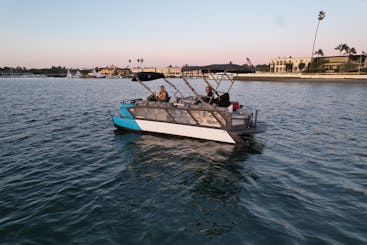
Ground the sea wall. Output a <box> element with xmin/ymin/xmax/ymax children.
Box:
<box><xmin>235</xmin><ymin>73</ymin><xmax>367</xmax><ymax>83</ymax></box>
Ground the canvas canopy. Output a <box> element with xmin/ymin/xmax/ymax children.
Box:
<box><xmin>181</xmin><ymin>64</ymin><xmax>254</xmax><ymax>74</ymax></box>
<box><xmin>132</xmin><ymin>72</ymin><xmax>165</xmax><ymax>81</ymax></box>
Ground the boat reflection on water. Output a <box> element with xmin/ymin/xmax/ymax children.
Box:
<box><xmin>114</xmin><ymin>130</ymin><xmax>264</xmax><ymax>164</ymax></box>
<box><xmin>113</xmin><ymin>130</ymin><xmax>265</xmax><ymax>237</ymax></box>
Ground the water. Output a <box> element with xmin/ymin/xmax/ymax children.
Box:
<box><xmin>1</xmin><ymin>78</ymin><xmax>366</xmax><ymax>244</ymax></box>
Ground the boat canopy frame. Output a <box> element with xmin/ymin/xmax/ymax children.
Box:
<box><xmin>131</xmin><ymin>63</ymin><xmax>245</xmax><ymax>102</ymax></box>
<box><xmin>130</xmin><ymin>64</ymin><xmax>250</xmax><ymax>129</ymax></box>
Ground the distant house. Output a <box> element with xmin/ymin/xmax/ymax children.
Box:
<box><xmin>270</xmin><ymin>54</ymin><xmax>367</xmax><ymax>73</ymax></box>
<box><xmin>313</xmin><ymin>54</ymin><xmax>366</xmax><ymax>72</ymax></box>
<box><xmin>131</xmin><ymin>66</ymin><xmax>183</xmax><ymax>77</ymax></box>
<box><xmin>269</xmin><ymin>57</ymin><xmax>311</xmax><ymax>73</ymax></box>
<box><xmin>181</xmin><ymin>67</ymin><xmax>203</xmax><ymax>77</ymax></box>
<box><xmin>99</xmin><ymin>66</ymin><xmax>131</xmax><ymax>77</ymax></box>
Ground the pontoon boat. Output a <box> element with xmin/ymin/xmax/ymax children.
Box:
<box><xmin>112</xmin><ymin>64</ymin><xmax>265</xmax><ymax>144</ymax></box>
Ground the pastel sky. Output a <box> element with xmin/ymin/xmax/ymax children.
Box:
<box><xmin>1</xmin><ymin>0</ymin><xmax>366</xmax><ymax>68</ymax></box>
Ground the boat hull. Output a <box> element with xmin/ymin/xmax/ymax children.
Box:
<box><xmin>113</xmin><ymin>116</ymin><xmax>237</xmax><ymax>144</ymax></box>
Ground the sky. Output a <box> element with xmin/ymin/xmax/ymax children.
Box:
<box><xmin>0</xmin><ymin>0</ymin><xmax>366</xmax><ymax>68</ymax></box>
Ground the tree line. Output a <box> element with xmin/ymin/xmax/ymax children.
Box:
<box><xmin>0</xmin><ymin>66</ymin><xmax>68</xmax><ymax>77</ymax></box>
<box><xmin>313</xmin><ymin>43</ymin><xmax>358</xmax><ymax>57</ymax></box>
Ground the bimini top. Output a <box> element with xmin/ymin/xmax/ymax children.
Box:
<box><xmin>132</xmin><ymin>72</ymin><xmax>165</xmax><ymax>81</ymax></box>
<box><xmin>182</xmin><ymin>64</ymin><xmax>254</xmax><ymax>73</ymax></box>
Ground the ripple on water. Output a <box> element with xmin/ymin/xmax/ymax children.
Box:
<box><xmin>0</xmin><ymin>78</ymin><xmax>367</xmax><ymax>244</ymax></box>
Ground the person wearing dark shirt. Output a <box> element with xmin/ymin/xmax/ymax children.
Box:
<box><xmin>202</xmin><ymin>85</ymin><xmax>215</xmax><ymax>103</ymax></box>
<box><xmin>206</xmin><ymin>86</ymin><xmax>213</xmax><ymax>97</ymax></box>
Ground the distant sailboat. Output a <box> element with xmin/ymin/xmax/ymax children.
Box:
<box><xmin>66</xmin><ymin>69</ymin><xmax>72</xmax><ymax>79</ymax></box>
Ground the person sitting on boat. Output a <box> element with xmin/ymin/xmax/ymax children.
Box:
<box><xmin>157</xmin><ymin>85</ymin><xmax>169</xmax><ymax>102</ymax></box>
<box><xmin>202</xmin><ymin>85</ymin><xmax>215</xmax><ymax>104</ymax></box>
<box><xmin>146</xmin><ymin>90</ymin><xmax>158</xmax><ymax>101</ymax></box>
<box><xmin>206</xmin><ymin>85</ymin><xmax>213</xmax><ymax>97</ymax></box>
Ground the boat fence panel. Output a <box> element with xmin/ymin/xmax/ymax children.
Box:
<box><xmin>167</xmin><ymin>108</ymin><xmax>197</xmax><ymax>125</ymax></box>
<box><xmin>133</xmin><ymin>107</ymin><xmax>174</xmax><ymax>122</ymax></box>
<box><xmin>190</xmin><ymin>111</ymin><xmax>222</xmax><ymax>128</ymax></box>
<box><xmin>213</xmin><ymin>111</ymin><xmax>227</xmax><ymax>127</ymax></box>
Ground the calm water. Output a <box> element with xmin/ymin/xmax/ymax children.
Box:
<box><xmin>1</xmin><ymin>78</ymin><xmax>366</xmax><ymax>244</ymax></box>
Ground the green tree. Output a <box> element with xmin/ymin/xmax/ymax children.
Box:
<box><xmin>314</xmin><ymin>49</ymin><xmax>324</xmax><ymax>56</ymax></box>
<box><xmin>335</xmin><ymin>43</ymin><xmax>344</xmax><ymax>55</ymax></box>
<box><xmin>347</xmin><ymin>47</ymin><xmax>357</xmax><ymax>56</ymax></box>
<box><xmin>341</xmin><ymin>44</ymin><xmax>350</xmax><ymax>55</ymax></box>
<box><xmin>298</xmin><ymin>63</ymin><xmax>306</xmax><ymax>71</ymax></box>
<box><xmin>255</xmin><ymin>64</ymin><xmax>270</xmax><ymax>72</ymax></box>
<box><xmin>285</xmin><ymin>63</ymin><xmax>293</xmax><ymax>72</ymax></box>
<box><xmin>335</xmin><ymin>43</ymin><xmax>355</xmax><ymax>55</ymax></box>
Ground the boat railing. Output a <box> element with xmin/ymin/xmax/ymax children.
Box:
<box><xmin>130</xmin><ymin>69</ymin><xmax>256</xmax><ymax>131</ymax></box>
<box><xmin>131</xmin><ymin>100</ymin><xmax>230</xmax><ymax>129</ymax></box>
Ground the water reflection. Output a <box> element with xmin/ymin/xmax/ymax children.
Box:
<box><xmin>113</xmin><ymin>130</ymin><xmax>264</xmax><ymax>163</ymax></box>
<box><xmin>113</xmin><ymin>131</ymin><xmax>265</xmax><ymax>237</ymax></box>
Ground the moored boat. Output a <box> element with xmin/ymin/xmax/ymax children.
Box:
<box><xmin>86</xmin><ymin>69</ymin><xmax>105</xmax><ymax>78</ymax></box>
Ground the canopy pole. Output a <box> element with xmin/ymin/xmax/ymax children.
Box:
<box><xmin>202</xmin><ymin>75</ymin><xmax>219</xmax><ymax>103</ymax></box>
<box><xmin>181</xmin><ymin>74</ymin><xmax>226</xmax><ymax>128</ymax></box>
<box><xmin>224</xmin><ymin>73</ymin><xmax>235</xmax><ymax>93</ymax></box>
<box><xmin>163</xmin><ymin>78</ymin><xmax>185</xmax><ymax>98</ymax></box>
<box><xmin>136</xmin><ymin>77</ymin><xmax>155</xmax><ymax>95</ymax></box>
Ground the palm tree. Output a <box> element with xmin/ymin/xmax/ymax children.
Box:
<box><xmin>140</xmin><ymin>58</ymin><xmax>144</xmax><ymax>72</ymax></box>
<box><xmin>314</xmin><ymin>49</ymin><xmax>324</xmax><ymax>56</ymax></box>
<box><xmin>335</xmin><ymin>43</ymin><xmax>355</xmax><ymax>55</ymax></box>
<box><xmin>347</xmin><ymin>47</ymin><xmax>356</xmax><ymax>56</ymax></box>
<box><xmin>310</xmin><ymin>11</ymin><xmax>326</xmax><ymax>72</ymax></box>
<box><xmin>335</xmin><ymin>43</ymin><xmax>344</xmax><ymax>55</ymax></box>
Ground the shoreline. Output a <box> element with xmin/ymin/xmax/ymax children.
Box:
<box><xmin>234</xmin><ymin>73</ymin><xmax>367</xmax><ymax>83</ymax></box>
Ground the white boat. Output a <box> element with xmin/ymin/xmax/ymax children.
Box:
<box><xmin>112</xmin><ymin>64</ymin><xmax>266</xmax><ymax>144</ymax></box>
<box><xmin>87</xmin><ymin>69</ymin><xmax>105</xmax><ymax>78</ymax></box>
<box><xmin>66</xmin><ymin>69</ymin><xmax>83</xmax><ymax>78</ymax></box>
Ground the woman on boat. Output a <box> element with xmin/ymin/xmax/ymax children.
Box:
<box><xmin>202</xmin><ymin>85</ymin><xmax>215</xmax><ymax>104</ymax></box>
<box><xmin>206</xmin><ymin>85</ymin><xmax>213</xmax><ymax>97</ymax></box>
<box><xmin>157</xmin><ymin>85</ymin><xmax>168</xmax><ymax>101</ymax></box>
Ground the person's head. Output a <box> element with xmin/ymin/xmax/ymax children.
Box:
<box><xmin>205</xmin><ymin>86</ymin><xmax>212</xmax><ymax>93</ymax></box>
<box><xmin>160</xmin><ymin>85</ymin><xmax>165</xmax><ymax>91</ymax></box>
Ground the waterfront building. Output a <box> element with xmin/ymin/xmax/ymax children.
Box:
<box><xmin>99</xmin><ymin>66</ymin><xmax>131</xmax><ymax>77</ymax></box>
<box><xmin>270</xmin><ymin>54</ymin><xmax>366</xmax><ymax>73</ymax></box>
<box><xmin>162</xmin><ymin>66</ymin><xmax>181</xmax><ymax>77</ymax></box>
<box><xmin>269</xmin><ymin>57</ymin><xmax>311</xmax><ymax>73</ymax></box>
<box><xmin>313</xmin><ymin>54</ymin><xmax>366</xmax><ymax>72</ymax></box>
<box><xmin>131</xmin><ymin>66</ymin><xmax>183</xmax><ymax>77</ymax></box>
<box><xmin>181</xmin><ymin>68</ymin><xmax>203</xmax><ymax>77</ymax></box>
